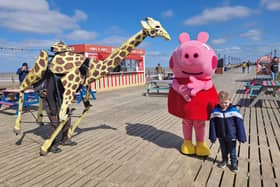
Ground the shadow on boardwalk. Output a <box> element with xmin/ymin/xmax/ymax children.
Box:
<box><xmin>125</xmin><ymin>123</ymin><xmax>182</xmax><ymax>151</ymax></box>
<box><xmin>15</xmin><ymin>123</ymin><xmax>117</xmax><ymax>146</ymax></box>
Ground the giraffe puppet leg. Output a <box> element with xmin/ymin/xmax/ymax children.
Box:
<box><xmin>67</xmin><ymin>107</ymin><xmax>90</xmax><ymax>139</ymax></box>
<box><xmin>40</xmin><ymin>119</ymin><xmax>68</xmax><ymax>155</ymax></box>
<box><xmin>68</xmin><ymin>86</ymin><xmax>92</xmax><ymax>139</ymax></box>
<box><xmin>35</xmin><ymin>97</ymin><xmax>44</xmax><ymax>125</ymax></box>
<box><xmin>14</xmin><ymin>50</ymin><xmax>48</xmax><ymax>135</ymax></box>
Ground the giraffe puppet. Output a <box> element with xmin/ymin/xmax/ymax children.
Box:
<box><xmin>15</xmin><ymin>17</ymin><xmax>171</xmax><ymax>155</ymax></box>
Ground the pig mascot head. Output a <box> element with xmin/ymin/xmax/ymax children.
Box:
<box><xmin>168</xmin><ymin>32</ymin><xmax>219</xmax><ymax>156</ymax></box>
<box><xmin>169</xmin><ymin>32</ymin><xmax>217</xmax><ymax>80</ymax></box>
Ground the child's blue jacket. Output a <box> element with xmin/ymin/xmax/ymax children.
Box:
<box><xmin>209</xmin><ymin>104</ymin><xmax>247</xmax><ymax>143</ymax></box>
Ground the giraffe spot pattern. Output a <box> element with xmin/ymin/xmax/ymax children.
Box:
<box><xmin>135</xmin><ymin>41</ymin><xmax>140</xmax><ymax>46</ymax></box>
<box><xmin>75</xmin><ymin>77</ymin><xmax>80</xmax><ymax>82</ymax></box>
<box><xmin>127</xmin><ymin>47</ymin><xmax>133</xmax><ymax>52</ymax></box>
<box><xmin>56</xmin><ymin>58</ymin><xmax>64</xmax><ymax>64</ymax></box>
<box><xmin>93</xmin><ymin>71</ymin><xmax>99</xmax><ymax>77</ymax></box>
<box><xmin>72</xmin><ymin>85</ymin><xmax>78</xmax><ymax>90</ymax></box>
<box><xmin>64</xmin><ymin>63</ymin><xmax>73</xmax><ymax>70</ymax></box>
<box><xmin>136</xmin><ymin>35</ymin><xmax>141</xmax><ymax>40</ymax></box>
<box><xmin>111</xmin><ymin>53</ymin><xmax>118</xmax><ymax>59</ymax></box>
<box><xmin>96</xmin><ymin>64</ymin><xmax>101</xmax><ymax>69</ymax></box>
<box><xmin>66</xmin><ymin>57</ymin><xmax>74</xmax><ymax>61</ymax></box>
<box><xmin>39</xmin><ymin>59</ymin><xmax>46</xmax><ymax>67</ymax></box>
<box><xmin>34</xmin><ymin>63</ymin><xmax>39</xmax><ymax>72</ymax></box>
<box><xmin>75</xmin><ymin>61</ymin><xmax>82</xmax><ymax>66</ymax></box>
<box><xmin>88</xmin><ymin>78</ymin><xmax>95</xmax><ymax>83</ymax></box>
<box><xmin>68</xmin><ymin>74</ymin><xmax>74</xmax><ymax>80</ymax></box>
<box><xmin>65</xmin><ymin>90</ymin><xmax>71</xmax><ymax>95</ymax></box>
<box><xmin>25</xmin><ymin>79</ymin><xmax>30</xmax><ymax>85</ymax></box>
<box><xmin>101</xmin><ymin>65</ymin><xmax>106</xmax><ymax>70</ymax></box>
<box><xmin>56</xmin><ymin>67</ymin><xmax>63</xmax><ymax>72</ymax></box>
<box><xmin>107</xmin><ymin>67</ymin><xmax>113</xmax><ymax>72</ymax></box>
<box><xmin>114</xmin><ymin>57</ymin><xmax>121</xmax><ymax>64</ymax></box>
<box><xmin>62</xmin><ymin>80</ymin><xmax>67</xmax><ymax>86</ymax></box>
<box><xmin>120</xmin><ymin>51</ymin><xmax>126</xmax><ymax>57</ymax></box>
<box><xmin>40</xmin><ymin>51</ymin><xmax>45</xmax><ymax>57</ymax></box>
<box><xmin>107</xmin><ymin>60</ymin><xmax>113</xmax><ymax>66</ymax></box>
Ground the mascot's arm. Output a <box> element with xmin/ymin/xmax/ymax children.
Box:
<box><xmin>172</xmin><ymin>79</ymin><xmax>192</xmax><ymax>102</ymax></box>
<box><xmin>187</xmin><ymin>76</ymin><xmax>213</xmax><ymax>96</ymax></box>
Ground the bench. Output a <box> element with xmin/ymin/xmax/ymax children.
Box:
<box><xmin>0</xmin><ymin>101</ymin><xmax>16</xmax><ymax>107</ymax></box>
<box><xmin>0</xmin><ymin>89</ymin><xmax>39</xmax><ymax>115</ymax></box>
<box><xmin>245</xmin><ymin>81</ymin><xmax>262</xmax><ymax>97</ymax></box>
<box><xmin>146</xmin><ymin>80</ymin><xmax>172</xmax><ymax>96</ymax></box>
<box><xmin>249</xmin><ymin>80</ymin><xmax>280</xmax><ymax>107</ymax></box>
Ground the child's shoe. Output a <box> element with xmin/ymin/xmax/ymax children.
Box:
<box><xmin>231</xmin><ymin>162</ymin><xmax>238</xmax><ymax>172</ymax></box>
<box><xmin>217</xmin><ymin>160</ymin><xmax>227</xmax><ymax>168</ymax></box>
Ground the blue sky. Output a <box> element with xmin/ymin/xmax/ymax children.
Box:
<box><xmin>0</xmin><ymin>0</ymin><xmax>280</xmax><ymax>72</ymax></box>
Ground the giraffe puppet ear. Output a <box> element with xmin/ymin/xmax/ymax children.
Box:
<box><xmin>197</xmin><ymin>32</ymin><xmax>209</xmax><ymax>43</ymax></box>
<box><xmin>179</xmin><ymin>32</ymin><xmax>190</xmax><ymax>44</ymax></box>
<box><xmin>141</xmin><ymin>20</ymin><xmax>149</xmax><ymax>30</ymax></box>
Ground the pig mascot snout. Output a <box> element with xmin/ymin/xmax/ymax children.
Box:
<box><xmin>168</xmin><ymin>32</ymin><xmax>218</xmax><ymax>156</ymax></box>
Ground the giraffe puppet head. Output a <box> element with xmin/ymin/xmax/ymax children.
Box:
<box><xmin>141</xmin><ymin>17</ymin><xmax>171</xmax><ymax>40</ymax></box>
<box><xmin>50</xmin><ymin>41</ymin><xmax>74</xmax><ymax>53</ymax></box>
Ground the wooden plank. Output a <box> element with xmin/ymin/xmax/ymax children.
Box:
<box><xmin>248</xmin><ymin>107</ymin><xmax>262</xmax><ymax>186</ymax></box>
<box><xmin>235</xmin><ymin>102</ymin><xmax>249</xmax><ymax>187</ymax></box>
<box><xmin>192</xmin><ymin>142</ymin><xmax>220</xmax><ymax>186</ymax></box>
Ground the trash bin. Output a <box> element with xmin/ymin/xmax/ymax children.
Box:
<box><xmin>215</xmin><ymin>58</ymin><xmax>224</xmax><ymax>74</ymax></box>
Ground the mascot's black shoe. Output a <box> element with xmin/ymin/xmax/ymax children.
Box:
<box><xmin>49</xmin><ymin>145</ymin><xmax>62</xmax><ymax>153</ymax></box>
<box><xmin>61</xmin><ymin>139</ymin><xmax>77</xmax><ymax>146</ymax></box>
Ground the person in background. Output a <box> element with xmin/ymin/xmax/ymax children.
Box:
<box><xmin>246</xmin><ymin>61</ymin><xmax>250</xmax><ymax>73</ymax></box>
<box><xmin>271</xmin><ymin>57</ymin><xmax>279</xmax><ymax>80</ymax></box>
<box><xmin>241</xmin><ymin>62</ymin><xmax>246</xmax><ymax>73</ymax></box>
<box><xmin>209</xmin><ymin>91</ymin><xmax>247</xmax><ymax>173</ymax></box>
<box><xmin>16</xmin><ymin>62</ymin><xmax>29</xmax><ymax>85</ymax></box>
<box><xmin>155</xmin><ymin>63</ymin><xmax>164</xmax><ymax>80</ymax></box>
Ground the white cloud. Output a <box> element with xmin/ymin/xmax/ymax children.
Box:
<box><xmin>184</xmin><ymin>6</ymin><xmax>252</xmax><ymax>25</ymax></box>
<box><xmin>73</xmin><ymin>10</ymin><xmax>88</xmax><ymax>21</ymax></box>
<box><xmin>211</xmin><ymin>38</ymin><xmax>227</xmax><ymax>45</ymax></box>
<box><xmin>101</xmin><ymin>36</ymin><xmax>128</xmax><ymax>45</ymax></box>
<box><xmin>0</xmin><ymin>0</ymin><xmax>49</xmax><ymax>12</ymax></box>
<box><xmin>0</xmin><ymin>0</ymin><xmax>88</xmax><ymax>34</ymax></box>
<box><xmin>215</xmin><ymin>46</ymin><xmax>241</xmax><ymax>52</ymax></box>
<box><xmin>66</xmin><ymin>30</ymin><xmax>98</xmax><ymax>41</ymax></box>
<box><xmin>261</xmin><ymin>0</ymin><xmax>280</xmax><ymax>11</ymax></box>
<box><xmin>240</xmin><ymin>29</ymin><xmax>262</xmax><ymax>41</ymax></box>
<box><xmin>0</xmin><ymin>38</ymin><xmax>55</xmax><ymax>49</ymax></box>
<box><xmin>105</xmin><ymin>26</ymin><xmax>126</xmax><ymax>35</ymax></box>
<box><xmin>161</xmin><ymin>10</ymin><xmax>174</xmax><ymax>18</ymax></box>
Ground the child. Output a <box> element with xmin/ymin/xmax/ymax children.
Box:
<box><xmin>209</xmin><ymin>91</ymin><xmax>246</xmax><ymax>172</ymax></box>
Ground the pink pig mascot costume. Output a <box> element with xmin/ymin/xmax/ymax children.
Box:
<box><xmin>168</xmin><ymin>32</ymin><xmax>218</xmax><ymax>156</ymax></box>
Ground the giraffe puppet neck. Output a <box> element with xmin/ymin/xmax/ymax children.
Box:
<box><xmin>86</xmin><ymin>30</ymin><xmax>148</xmax><ymax>84</ymax></box>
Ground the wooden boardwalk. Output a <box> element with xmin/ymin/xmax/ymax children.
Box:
<box><xmin>0</xmin><ymin>67</ymin><xmax>279</xmax><ymax>186</ymax></box>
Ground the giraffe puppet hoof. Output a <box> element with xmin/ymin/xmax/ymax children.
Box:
<box><xmin>13</xmin><ymin>128</ymin><xmax>21</xmax><ymax>135</ymax></box>
<box><xmin>40</xmin><ymin>148</ymin><xmax>48</xmax><ymax>156</ymax></box>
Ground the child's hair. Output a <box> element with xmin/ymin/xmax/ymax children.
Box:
<box><xmin>218</xmin><ymin>91</ymin><xmax>231</xmax><ymax>101</ymax></box>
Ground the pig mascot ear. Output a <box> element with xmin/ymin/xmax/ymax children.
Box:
<box><xmin>197</xmin><ymin>32</ymin><xmax>209</xmax><ymax>43</ymax></box>
<box><xmin>179</xmin><ymin>32</ymin><xmax>190</xmax><ymax>44</ymax></box>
